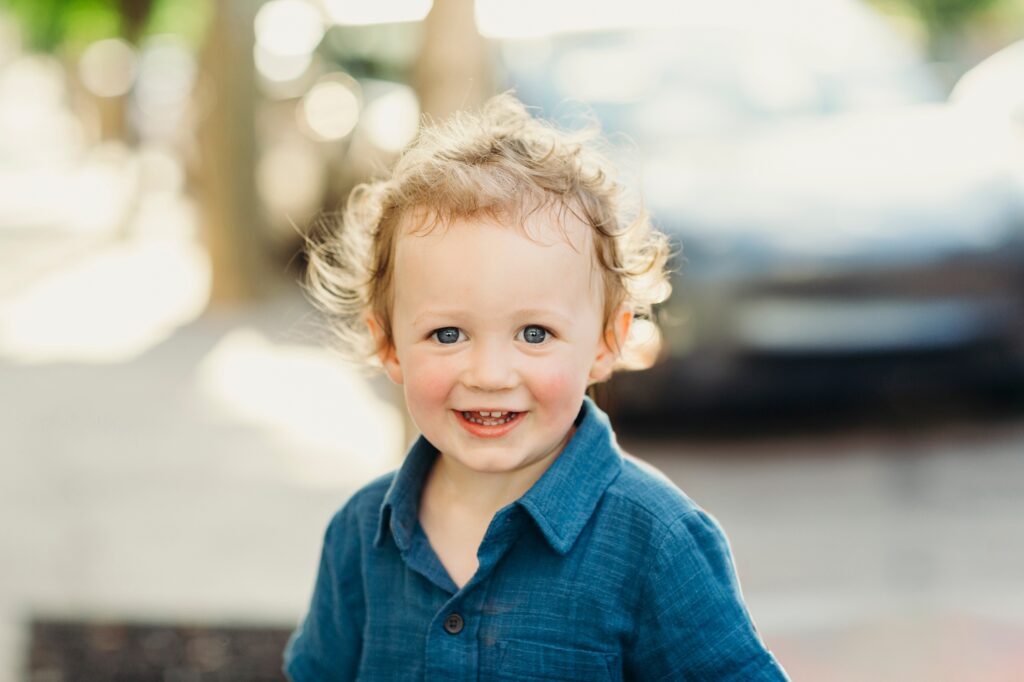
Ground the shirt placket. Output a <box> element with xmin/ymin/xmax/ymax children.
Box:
<box><xmin>417</xmin><ymin>508</ymin><xmax>521</xmax><ymax>682</ymax></box>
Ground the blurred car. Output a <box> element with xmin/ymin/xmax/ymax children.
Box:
<box><xmin>950</xmin><ymin>38</ymin><xmax>1024</xmax><ymax>125</ymax></box>
<box><xmin>493</xmin><ymin>1</ymin><xmax>1024</xmax><ymax>419</ymax></box>
<box><xmin>949</xmin><ymin>38</ymin><xmax>1024</xmax><ymax>186</ymax></box>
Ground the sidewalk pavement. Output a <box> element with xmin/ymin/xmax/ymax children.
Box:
<box><xmin>1</xmin><ymin>286</ymin><xmax>404</xmax><ymax>682</ymax></box>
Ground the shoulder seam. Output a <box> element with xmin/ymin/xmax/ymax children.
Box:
<box><xmin>625</xmin><ymin>507</ymin><xmax>702</xmax><ymax>636</ymax></box>
<box><xmin>626</xmin><ymin>506</ymin><xmax>702</xmax><ymax>647</ymax></box>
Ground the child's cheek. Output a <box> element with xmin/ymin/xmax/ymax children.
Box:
<box><xmin>404</xmin><ymin>352</ymin><xmax>458</xmax><ymax>405</ymax></box>
<box><xmin>531</xmin><ymin>365</ymin><xmax>585</xmax><ymax>414</ymax></box>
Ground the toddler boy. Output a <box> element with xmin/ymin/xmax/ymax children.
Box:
<box><xmin>284</xmin><ymin>92</ymin><xmax>788</xmax><ymax>681</ymax></box>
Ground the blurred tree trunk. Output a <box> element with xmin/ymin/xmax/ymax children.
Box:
<box><xmin>95</xmin><ymin>92</ymin><xmax>130</xmax><ymax>142</ymax></box>
<box><xmin>195</xmin><ymin>0</ymin><xmax>275</xmax><ymax>305</ymax></box>
<box><xmin>413</xmin><ymin>0</ymin><xmax>493</xmax><ymax>121</ymax></box>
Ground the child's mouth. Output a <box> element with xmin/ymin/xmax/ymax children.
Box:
<box><xmin>453</xmin><ymin>409</ymin><xmax>526</xmax><ymax>438</ymax></box>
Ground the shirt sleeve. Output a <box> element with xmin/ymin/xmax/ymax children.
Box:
<box><xmin>624</xmin><ymin>509</ymin><xmax>789</xmax><ymax>681</ymax></box>
<box><xmin>283</xmin><ymin>500</ymin><xmax>365</xmax><ymax>682</ymax></box>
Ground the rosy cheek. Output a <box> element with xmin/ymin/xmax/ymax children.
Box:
<box><xmin>405</xmin><ymin>353</ymin><xmax>456</xmax><ymax>405</ymax></box>
<box><xmin>531</xmin><ymin>367</ymin><xmax>580</xmax><ymax>406</ymax></box>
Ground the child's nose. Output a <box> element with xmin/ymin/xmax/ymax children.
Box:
<box><xmin>463</xmin><ymin>341</ymin><xmax>518</xmax><ymax>391</ymax></box>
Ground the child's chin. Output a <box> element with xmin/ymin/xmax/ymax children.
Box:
<box><xmin>449</xmin><ymin>450</ymin><xmax>525</xmax><ymax>472</ymax></box>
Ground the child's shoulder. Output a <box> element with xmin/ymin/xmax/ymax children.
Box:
<box><xmin>590</xmin><ymin>449</ymin><xmax>739</xmax><ymax>575</ymax></box>
<box><xmin>324</xmin><ymin>469</ymin><xmax>397</xmax><ymax>535</ymax></box>
<box><xmin>599</xmin><ymin>448</ymin><xmax>710</xmax><ymax>537</ymax></box>
<box><xmin>351</xmin><ymin>469</ymin><xmax>397</xmax><ymax>509</ymax></box>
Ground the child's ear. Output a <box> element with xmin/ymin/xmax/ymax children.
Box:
<box><xmin>365</xmin><ymin>312</ymin><xmax>404</xmax><ymax>385</ymax></box>
<box><xmin>588</xmin><ymin>304</ymin><xmax>633</xmax><ymax>385</ymax></box>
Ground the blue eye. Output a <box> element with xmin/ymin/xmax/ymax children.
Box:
<box><xmin>432</xmin><ymin>327</ymin><xmax>463</xmax><ymax>344</ymax></box>
<box><xmin>521</xmin><ymin>325</ymin><xmax>549</xmax><ymax>344</ymax></box>
<box><xmin>431</xmin><ymin>326</ymin><xmax>549</xmax><ymax>345</ymax></box>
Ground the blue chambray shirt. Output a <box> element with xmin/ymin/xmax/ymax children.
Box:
<box><xmin>283</xmin><ymin>396</ymin><xmax>788</xmax><ymax>681</ymax></box>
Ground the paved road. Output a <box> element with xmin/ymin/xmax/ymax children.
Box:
<box><xmin>3</xmin><ymin>288</ymin><xmax>1023</xmax><ymax>681</ymax></box>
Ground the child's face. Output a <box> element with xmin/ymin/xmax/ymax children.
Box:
<box><xmin>369</xmin><ymin>207</ymin><xmax>631</xmax><ymax>478</ymax></box>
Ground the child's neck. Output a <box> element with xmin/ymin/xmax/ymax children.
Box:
<box><xmin>425</xmin><ymin>426</ymin><xmax>575</xmax><ymax>519</ymax></box>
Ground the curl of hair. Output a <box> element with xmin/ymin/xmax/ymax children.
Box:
<box><xmin>302</xmin><ymin>90</ymin><xmax>675</xmax><ymax>376</ymax></box>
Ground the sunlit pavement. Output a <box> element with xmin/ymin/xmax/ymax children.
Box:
<box><xmin>0</xmin><ymin>281</ymin><xmax>405</xmax><ymax>682</ymax></box>
<box><xmin>3</xmin><ymin>283</ymin><xmax>1024</xmax><ymax>680</ymax></box>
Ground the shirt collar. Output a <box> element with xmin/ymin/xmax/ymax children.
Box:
<box><xmin>373</xmin><ymin>395</ymin><xmax>623</xmax><ymax>555</ymax></box>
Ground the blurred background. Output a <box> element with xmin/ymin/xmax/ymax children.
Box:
<box><xmin>1</xmin><ymin>0</ymin><xmax>1023</xmax><ymax>679</ymax></box>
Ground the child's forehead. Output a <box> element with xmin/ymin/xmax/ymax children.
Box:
<box><xmin>391</xmin><ymin>202</ymin><xmax>603</xmax><ymax>305</ymax></box>
<box><xmin>396</xmin><ymin>201</ymin><xmax>593</xmax><ymax>254</ymax></box>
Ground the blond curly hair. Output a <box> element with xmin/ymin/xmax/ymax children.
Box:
<box><xmin>302</xmin><ymin>91</ymin><xmax>674</xmax><ymax>377</ymax></box>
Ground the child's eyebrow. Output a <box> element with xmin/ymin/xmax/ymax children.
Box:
<box><xmin>512</xmin><ymin>308</ymin><xmax>572</xmax><ymax>326</ymax></box>
<box><xmin>413</xmin><ymin>308</ymin><xmax>572</xmax><ymax>326</ymax></box>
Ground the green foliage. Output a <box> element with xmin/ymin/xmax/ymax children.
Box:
<box><xmin>3</xmin><ymin>0</ymin><xmax>121</xmax><ymax>52</ymax></box>
<box><xmin>1</xmin><ymin>0</ymin><xmax>209</xmax><ymax>54</ymax></box>
<box><xmin>144</xmin><ymin>0</ymin><xmax>210</xmax><ymax>50</ymax></box>
<box><xmin>908</xmin><ymin>0</ymin><xmax>1002</xmax><ymax>30</ymax></box>
<box><xmin>868</xmin><ymin>0</ymin><xmax>1009</xmax><ymax>31</ymax></box>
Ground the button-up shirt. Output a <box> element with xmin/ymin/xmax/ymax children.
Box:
<box><xmin>283</xmin><ymin>396</ymin><xmax>788</xmax><ymax>681</ymax></box>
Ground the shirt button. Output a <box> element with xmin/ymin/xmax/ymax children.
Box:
<box><xmin>443</xmin><ymin>613</ymin><xmax>464</xmax><ymax>635</ymax></box>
